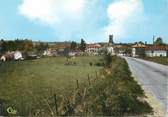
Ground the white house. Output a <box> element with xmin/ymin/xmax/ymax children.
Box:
<box><xmin>43</xmin><ymin>49</ymin><xmax>57</xmax><ymax>57</ymax></box>
<box><xmin>43</xmin><ymin>50</ymin><xmax>52</xmax><ymax>56</ymax></box>
<box><xmin>145</xmin><ymin>46</ymin><xmax>168</xmax><ymax>57</ymax></box>
<box><xmin>86</xmin><ymin>44</ymin><xmax>101</xmax><ymax>55</ymax></box>
<box><xmin>0</xmin><ymin>55</ymin><xmax>6</xmax><ymax>62</ymax></box>
<box><xmin>14</xmin><ymin>51</ymin><xmax>23</xmax><ymax>60</ymax></box>
<box><xmin>107</xmin><ymin>46</ymin><xmax>115</xmax><ymax>55</ymax></box>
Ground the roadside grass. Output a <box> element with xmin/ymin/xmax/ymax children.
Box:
<box><xmin>0</xmin><ymin>56</ymin><xmax>101</xmax><ymax>115</ymax></box>
<box><xmin>43</xmin><ymin>56</ymin><xmax>153</xmax><ymax>116</ymax></box>
<box><xmin>144</xmin><ymin>57</ymin><xmax>168</xmax><ymax>65</ymax></box>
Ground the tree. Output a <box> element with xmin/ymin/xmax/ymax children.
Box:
<box><xmin>125</xmin><ymin>47</ymin><xmax>132</xmax><ymax>55</ymax></box>
<box><xmin>36</xmin><ymin>42</ymin><xmax>48</xmax><ymax>52</ymax></box>
<box><xmin>154</xmin><ymin>37</ymin><xmax>164</xmax><ymax>45</ymax></box>
<box><xmin>24</xmin><ymin>40</ymin><xmax>34</xmax><ymax>51</ymax></box>
<box><xmin>104</xmin><ymin>51</ymin><xmax>112</xmax><ymax>68</ymax></box>
<box><xmin>70</xmin><ymin>41</ymin><xmax>77</xmax><ymax>50</ymax></box>
<box><xmin>0</xmin><ymin>39</ymin><xmax>34</xmax><ymax>53</ymax></box>
<box><xmin>80</xmin><ymin>39</ymin><xmax>86</xmax><ymax>52</ymax></box>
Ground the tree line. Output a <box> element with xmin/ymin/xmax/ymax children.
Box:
<box><xmin>0</xmin><ymin>39</ymin><xmax>49</xmax><ymax>54</ymax></box>
<box><xmin>70</xmin><ymin>39</ymin><xmax>86</xmax><ymax>52</ymax></box>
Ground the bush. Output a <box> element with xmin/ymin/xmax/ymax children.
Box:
<box><xmin>89</xmin><ymin>62</ymin><xmax>93</xmax><ymax>66</ymax></box>
<box><xmin>94</xmin><ymin>62</ymin><xmax>105</xmax><ymax>67</ymax></box>
<box><xmin>104</xmin><ymin>54</ymin><xmax>112</xmax><ymax>68</ymax></box>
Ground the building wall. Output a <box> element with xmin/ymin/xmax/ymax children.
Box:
<box><xmin>132</xmin><ymin>48</ymin><xmax>136</xmax><ymax>57</ymax></box>
<box><xmin>153</xmin><ymin>50</ymin><xmax>167</xmax><ymax>57</ymax></box>
<box><xmin>145</xmin><ymin>50</ymin><xmax>153</xmax><ymax>57</ymax></box>
<box><xmin>146</xmin><ymin>50</ymin><xmax>167</xmax><ymax>57</ymax></box>
<box><xmin>86</xmin><ymin>48</ymin><xmax>99</xmax><ymax>53</ymax></box>
<box><xmin>107</xmin><ymin>47</ymin><xmax>115</xmax><ymax>55</ymax></box>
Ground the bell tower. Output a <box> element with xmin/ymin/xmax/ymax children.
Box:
<box><xmin>109</xmin><ymin>35</ymin><xmax>114</xmax><ymax>46</ymax></box>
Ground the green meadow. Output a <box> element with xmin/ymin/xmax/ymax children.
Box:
<box><xmin>0</xmin><ymin>56</ymin><xmax>102</xmax><ymax>115</ymax></box>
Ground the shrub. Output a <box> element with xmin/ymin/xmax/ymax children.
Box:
<box><xmin>94</xmin><ymin>62</ymin><xmax>105</xmax><ymax>67</ymax></box>
<box><xmin>89</xmin><ymin>62</ymin><xmax>93</xmax><ymax>66</ymax></box>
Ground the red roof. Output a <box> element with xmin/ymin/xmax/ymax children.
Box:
<box><xmin>145</xmin><ymin>45</ymin><xmax>168</xmax><ymax>51</ymax></box>
<box><xmin>87</xmin><ymin>44</ymin><xmax>101</xmax><ymax>48</ymax></box>
<box><xmin>132</xmin><ymin>43</ymin><xmax>146</xmax><ymax>48</ymax></box>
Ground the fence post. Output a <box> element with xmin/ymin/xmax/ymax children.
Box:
<box><xmin>95</xmin><ymin>71</ymin><xmax>98</xmax><ymax>79</ymax></box>
<box><xmin>88</xmin><ymin>74</ymin><xmax>91</xmax><ymax>86</ymax></box>
<box><xmin>76</xmin><ymin>80</ymin><xmax>79</xmax><ymax>89</ymax></box>
<box><xmin>82</xmin><ymin>88</ymin><xmax>87</xmax><ymax>100</ymax></box>
<box><xmin>54</xmin><ymin>94</ymin><xmax>59</xmax><ymax>115</ymax></box>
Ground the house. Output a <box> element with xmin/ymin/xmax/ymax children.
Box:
<box><xmin>132</xmin><ymin>42</ymin><xmax>168</xmax><ymax>57</ymax></box>
<box><xmin>132</xmin><ymin>42</ymin><xmax>146</xmax><ymax>57</ymax></box>
<box><xmin>145</xmin><ymin>45</ymin><xmax>168</xmax><ymax>57</ymax></box>
<box><xmin>68</xmin><ymin>49</ymin><xmax>83</xmax><ymax>56</ymax></box>
<box><xmin>14</xmin><ymin>51</ymin><xmax>23</xmax><ymax>60</ymax></box>
<box><xmin>39</xmin><ymin>42</ymin><xmax>71</xmax><ymax>56</ymax></box>
<box><xmin>114</xmin><ymin>44</ymin><xmax>132</xmax><ymax>56</ymax></box>
<box><xmin>86</xmin><ymin>44</ymin><xmax>101</xmax><ymax>55</ymax></box>
<box><xmin>43</xmin><ymin>49</ymin><xmax>57</xmax><ymax>57</ymax></box>
<box><xmin>107</xmin><ymin>46</ymin><xmax>115</xmax><ymax>55</ymax></box>
<box><xmin>0</xmin><ymin>51</ymin><xmax>14</xmax><ymax>61</ymax></box>
<box><xmin>0</xmin><ymin>51</ymin><xmax>23</xmax><ymax>62</ymax></box>
<box><xmin>0</xmin><ymin>55</ymin><xmax>6</xmax><ymax>62</ymax></box>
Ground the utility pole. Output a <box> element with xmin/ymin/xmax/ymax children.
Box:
<box><xmin>153</xmin><ymin>35</ymin><xmax>155</xmax><ymax>44</ymax></box>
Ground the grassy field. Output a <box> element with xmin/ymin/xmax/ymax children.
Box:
<box><xmin>144</xmin><ymin>57</ymin><xmax>168</xmax><ymax>65</ymax></box>
<box><xmin>45</xmin><ymin>56</ymin><xmax>153</xmax><ymax>116</ymax></box>
<box><xmin>0</xmin><ymin>56</ymin><xmax>102</xmax><ymax>115</ymax></box>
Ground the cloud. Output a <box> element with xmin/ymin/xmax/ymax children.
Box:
<box><xmin>19</xmin><ymin>0</ymin><xmax>102</xmax><ymax>41</ymax></box>
<box><xmin>104</xmin><ymin>0</ymin><xmax>145</xmax><ymax>41</ymax></box>
<box><xmin>18</xmin><ymin>0</ymin><xmax>146</xmax><ymax>42</ymax></box>
<box><xmin>19</xmin><ymin>0</ymin><xmax>87</xmax><ymax>25</ymax></box>
<box><xmin>18</xmin><ymin>0</ymin><xmax>109</xmax><ymax>41</ymax></box>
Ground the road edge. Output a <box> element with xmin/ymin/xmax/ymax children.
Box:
<box><xmin>125</xmin><ymin>57</ymin><xmax>167</xmax><ymax>117</ymax></box>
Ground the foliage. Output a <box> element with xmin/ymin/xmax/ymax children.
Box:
<box><xmin>154</xmin><ymin>37</ymin><xmax>164</xmax><ymax>45</ymax></box>
<box><xmin>79</xmin><ymin>39</ymin><xmax>86</xmax><ymax>52</ymax></box>
<box><xmin>104</xmin><ymin>53</ymin><xmax>112</xmax><ymax>68</ymax></box>
<box><xmin>74</xmin><ymin>57</ymin><xmax>152</xmax><ymax>116</ymax></box>
<box><xmin>144</xmin><ymin>57</ymin><xmax>168</xmax><ymax>65</ymax></box>
<box><xmin>94</xmin><ymin>62</ymin><xmax>105</xmax><ymax>67</ymax></box>
<box><xmin>0</xmin><ymin>39</ymin><xmax>50</xmax><ymax>54</ymax></box>
<box><xmin>70</xmin><ymin>41</ymin><xmax>77</xmax><ymax>50</ymax></box>
<box><xmin>125</xmin><ymin>47</ymin><xmax>132</xmax><ymax>55</ymax></box>
<box><xmin>35</xmin><ymin>42</ymin><xmax>49</xmax><ymax>52</ymax></box>
<box><xmin>0</xmin><ymin>39</ymin><xmax>33</xmax><ymax>53</ymax></box>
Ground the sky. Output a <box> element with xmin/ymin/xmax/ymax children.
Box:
<box><xmin>0</xmin><ymin>0</ymin><xmax>168</xmax><ymax>43</ymax></box>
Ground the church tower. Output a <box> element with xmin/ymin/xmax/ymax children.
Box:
<box><xmin>109</xmin><ymin>35</ymin><xmax>114</xmax><ymax>46</ymax></box>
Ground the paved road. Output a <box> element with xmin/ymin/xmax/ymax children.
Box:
<box><xmin>124</xmin><ymin>57</ymin><xmax>168</xmax><ymax>112</ymax></box>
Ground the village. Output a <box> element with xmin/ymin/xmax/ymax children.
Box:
<box><xmin>1</xmin><ymin>0</ymin><xmax>168</xmax><ymax>115</ymax></box>
<box><xmin>0</xmin><ymin>35</ymin><xmax>168</xmax><ymax>62</ymax></box>
<box><xmin>0</xmin><ymin>36</ymin><xmax>168</xmax><ymax>116</ymax></box>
